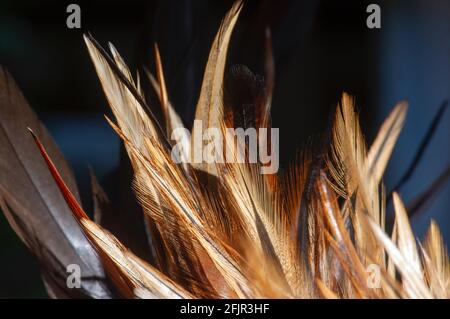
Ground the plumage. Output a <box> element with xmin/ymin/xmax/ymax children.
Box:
<box><xmin>0</xmin><ymin>68</ymin><xmax>112</xmax><ymax>299</ymax></box>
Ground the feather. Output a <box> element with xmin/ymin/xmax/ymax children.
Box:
<box><xmin>406</xmin><ymin>163</ymin><xmax>450</xmax><ymax>219</ymax></box>
<box><xmin>0</xmin><ymin>68</ymin><xmax>112</xmax><ymax>298</ymax></box>
<box><xmin>1</xmin><ymin>0</ymin><xmax>449</xmax><ymax>299</ymax></box>
<box><xmin>421</xmin><ymin>221</ymin><xmax>450</xmax><ymax>298</ymax></box>
<box><xmin>30</xmin><ymin>129</ymin><xmax>192</xmax><ymax>299</ymax></box>
<box><xmin>392</xmin><ymin>193</ymin><xmax>422</xmax><ymax>275</ymax></box>
<box><xmin>153</xmin><ymin>43</ymin><xmax>170</xmax><ymax>134</ymax></box>
<box><xmin>191</xmin><ymin>0</ymin><xmax>243</xmax><ymax>176</ymax></box>
<box><xmin>390</xmin><ymin>100</ymin><xmax>448</xmax><ymax>194</ymax></box>
<box><xmin>368</xmin><ymin>217</ymin><xmax>432</xmax><ymax>298</ymax></box>
<box><xmin>367</xmin><ymin>102</ymin><xmax>408</xmax><ymax>184</ymax></box>
<box><xmin>118</xmin><ymin>129</ymin><xmax>254</xmax><ymax>298</ymax></box>
<box><xmin>262</xmin><ymin>27</ymin><xmax>275</xmax><ymax>129</ymax></box>
<box><xmin>147</xmin><ymin>52</ymin><xmax>190</xmax><ymax>167</ymax></box>
<box><xmin>90</xmin><ymin>170</ymin><xmax>155</xmax><ymax>264</ymax></box>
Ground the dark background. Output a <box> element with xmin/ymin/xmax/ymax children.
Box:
<box><xmin>0</xmin><ymin>0</ymin><xmax>449</xmax><ymax>298</ymax></box>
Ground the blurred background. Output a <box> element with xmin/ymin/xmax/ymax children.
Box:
<box><xmin>0</xmin><ymin>0</ymin><xmax>449</xmax><ymax>298</ymax></box>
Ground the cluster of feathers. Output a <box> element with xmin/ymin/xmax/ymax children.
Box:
<box><xmin>0</xmin><ymin>1</ymin><xmax>449</xmax><ymax>298</ymax></box>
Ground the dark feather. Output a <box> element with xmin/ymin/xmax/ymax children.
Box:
<box><xmin>223</xmin><ymin>64</ymin><xmax>267</xmax><ymax>129</ymax></box>
<box><xmin>0</xmin><ymin>67</ymin><xmax>113</xmax><ymax>298</ymax></box>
